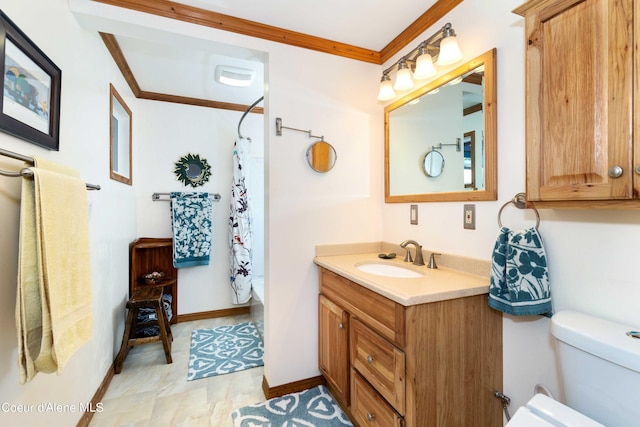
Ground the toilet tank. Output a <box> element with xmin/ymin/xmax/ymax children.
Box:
<box><xmin>551</xmin><ymin>311</ymin><xmax>640</xmax><ymax>427</ymax></box>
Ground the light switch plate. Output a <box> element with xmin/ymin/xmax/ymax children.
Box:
<box><xmin>410</xmin><ymin>204</ymin><xmax>418</xmax><ymax>225</ymax></box>
<box><xmin>464</xmin><ymin>204</ymin><xmax>475</xmax><ymax>230</ymax></box>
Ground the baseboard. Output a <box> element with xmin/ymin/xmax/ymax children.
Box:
<box><xmin>262</xmin><ymin>375</ymin><xmax>326</xmax><ymax>399</ymax></box>
<box><xmin>176</xmin><ymin>306</ymin><xmax>251</xmax><ymax>322</ymax></box>
<box><xmin>76</xmin><ymin>362</ymin><xmax>114</xmax><ymax>427</ymax></box>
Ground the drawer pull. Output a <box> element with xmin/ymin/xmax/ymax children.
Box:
<box><xmin>367</xmin><ymin>412</ymin><xmax>376</xmax><ymax>421</ymax></box>
<box><xmin>367</xmin><ymin>355</ymin><xmax>374</xmax><ymax>364</ymax></box>
<box><xmin>338</xmin><ymin>322</ymin><xmax>344</xmax><ymax>330</ymax></box>
<box><xmin>608</xmin><ymin>165</ymin><xmax>623</xmax><ymax>178</ymax></box>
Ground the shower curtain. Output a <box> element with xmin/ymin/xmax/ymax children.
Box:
<box><xmin>229</xmin><ymin>139</ymin><xmax>253</xmax><ymax>304</ymax></box>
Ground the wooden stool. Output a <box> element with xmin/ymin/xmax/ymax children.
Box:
<box><xmin>114</xmin><ymin>286</ymin><xmax>173</xmax><ymax>374</ymax></box>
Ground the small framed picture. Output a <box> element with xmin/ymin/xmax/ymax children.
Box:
<box><xmin>0</xmin><ymin>10</ymin><xmax>61</xmax><ymax>150</ymax></box>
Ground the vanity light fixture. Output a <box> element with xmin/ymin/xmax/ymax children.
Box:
<box><xmin>413</xmin><ymin>48</ymin><xmax>437</xmax><ymax>80</ymax></box>
<box><xmin>378</xmin><ymin>74</ymin><xmax>396</xmax><ymax>101</ymax></box>
<box><xmin>377</xmin><ymin>22</ymin><xmax>463</xmax><ymax>101</ymax></box>
<box><xmin>435</xmin><ymin>25</ymin><xmax>463</xmax><ymax>66</ymax></box>
<box><xmin>394</xmin><ymin>60</ymin><xmax>414</xmax><ymax>91</ymax></box>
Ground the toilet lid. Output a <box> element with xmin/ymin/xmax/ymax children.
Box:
<box><xmin>508</xmin><ymin>406</ymin><xmax>555</xmax><ymax>426</ymax></box>
<box><xmin>507</xmin><ymin>394</ymin><xmax>605</xmax><ymax>427</ymax></box>
<box><xmin>525</xmin><ymin>394</ymin><xmax>605</xmax><ymax>426</ymax></box>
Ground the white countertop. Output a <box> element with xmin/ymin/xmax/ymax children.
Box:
<box><xmin>314</xmin><ymin>252</ymin><xmax>490</xmax><ymax>306</ymax></box>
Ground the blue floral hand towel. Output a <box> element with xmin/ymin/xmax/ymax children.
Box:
<box><xmin>488</xmin><ymin>227</ymin><xmax>551</xmax><ymax>316</ymax></box>
<box><xmin>170</xmin><ymin>192</ymin><xmax>212</xmax><ymax>268</ymax></box>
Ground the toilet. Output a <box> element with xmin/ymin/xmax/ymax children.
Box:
<box><xmin>507</xmin><ymin>310</ymin><xmax>640</xmax><ymax>427</ymax></box>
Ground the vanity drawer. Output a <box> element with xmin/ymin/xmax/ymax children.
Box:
<box><xmin>319</xmin><ymin>267</ymin><xmax>405</xmax><ymax>347</ymax></box>
<box><xmin>351</xmin><ymin>318</ymin><xmax>405</xmax><ymax>415</ymax></box>
<box><xmin>351</xmin><ymin>370</ymin><xmax>403</xmax><ymax>427</ymax></box>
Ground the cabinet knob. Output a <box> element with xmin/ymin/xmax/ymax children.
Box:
<box><xmin>367</xmin><ymin>355</ymin><xmax>374</xmax><ymax>364</ymax></box>
<box><xmin>338</xmin><ymin>323</ymin><xmax>344</xmax><ymax>330</ymax></box>
<box><xmin>608</xmin><ymin>165</ymin><xmax>623</xmax><ymax>178</ymax></box>
<box><xmin>635</xmin><ymin>165</ymin><xmax>640</xmax><ymax>175</ymax></box>
<box><xmin>367</xmin><ymin>413</ymin><xmax>376</xmax><ymax>421</ymax></box>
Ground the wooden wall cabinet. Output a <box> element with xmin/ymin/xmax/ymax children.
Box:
<box><xmin>318</xmin><ymin>267</ymin><xmax>503</xmax><ymax>427</ymax></box>
<box><xmin>515</xmin><ymin>0</ymin><xmax>640</xmax><ymax>208</ymax></box>
<box><xmin>130</xmin><ymin>238</ymin><xmax>178</xmax><ymax>323</ymax></box>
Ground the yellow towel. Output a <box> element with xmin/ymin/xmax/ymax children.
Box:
<box><xmin>16</xmin><ymin>158</ymin><xmax>93</xmax><ymax>384</ymax></box>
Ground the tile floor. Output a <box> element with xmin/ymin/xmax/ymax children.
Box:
<box><xmin>89</xmin><ymin>313</ymin><xmax>265</xmax><ymax>427</ymax></box>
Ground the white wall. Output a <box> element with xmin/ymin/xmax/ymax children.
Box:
<box><xmin>266</xmin><ymin>49</ymin><xmax>383</xmax><ymax>386</ymax></box>
<box><xmin>0</xmin><ymin>0</ymin><xmax>137</xmax><ymax>425</ymax></box>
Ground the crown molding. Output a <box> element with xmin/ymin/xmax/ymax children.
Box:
<box><xmin>93</xmin><ymin>0</ymin><xmax>462</xmax><ymax>65</ymax></box>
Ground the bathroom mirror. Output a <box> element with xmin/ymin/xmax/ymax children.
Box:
<box><xmin>174</xmin><ymin>153</ymin><xmax>212</xmax><ymax>187</ymax></box>
<box><xmin>109</xmin><ymin>84</ymin><xmax>132</xmax><ymax>185</ymax></box>
<box><xmin>423</xmin><ymin>150</ymin><xmax>444</xmax><ymax>177</ymax></box>
<box><xmin>306</xmin><ymin>141</ymin><xmax>337</xmax><ymax>173</ymax></box>
<box><xmin>384</xmin><ymin>48</ymin><xmax>497</xmax><ymax>202</ymax></box>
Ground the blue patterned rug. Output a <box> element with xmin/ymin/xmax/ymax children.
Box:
<box><xmin>232</xmin><ymin>385</ymin><xmax>353</xmax><ymax>426</ymax></box>
<box><xmin>187</xmin><ymin>322</ymin><xmax>263</xmax><ymax>381</ymax></box>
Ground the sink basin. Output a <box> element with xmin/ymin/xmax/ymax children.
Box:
<box><xmin>356</xmin><ymin>262</ymin><xmax>423</xmax><ymax>278</ymax></box>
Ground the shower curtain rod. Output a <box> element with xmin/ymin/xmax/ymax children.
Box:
<box><xmin>238</xmin><ymin>96</ymin><xmax>264</xmax><ymax>141</ymax></box>
<box><xmin>0</xmin><ymin>147</ymin><xmax>101</xmax><ymax>190</ymax></box>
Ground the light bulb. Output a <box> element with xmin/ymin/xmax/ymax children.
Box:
<box><xmin>413</xmin><ymin>52</ymin><xmax>437</xmax><ymax>80</ymax></box>
<box><xmin>393</xmin><ymin>62</ymin><xmax>414</xmax><ymax>91</ymax></box>
<box><xmin>436</xmin><ymin>35</ymin><xmax>463</xmax><ymax>66</ymax></box>
<box><xmin>377</xmin><ymin>75</ymin><xmax>396</xmax><ymax>101</ymax></box>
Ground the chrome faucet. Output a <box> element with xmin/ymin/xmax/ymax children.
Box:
<box><xmin>400</xmin><ymin>240</ymin><xmax>425</xmax><ymax>266</ymax></box>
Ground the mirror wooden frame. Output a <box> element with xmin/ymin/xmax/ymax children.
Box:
<box><xmin>109</xmin><ymin>84</ymin><xmax>132</xmax><ymax>185</ymax></box>
<box><xmin>384</xmin><ymin>48</ymin><xmax>497</xmax><ymax>203</ymax></box>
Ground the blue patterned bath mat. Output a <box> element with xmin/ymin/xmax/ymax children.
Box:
<box><xmin>187</xmin><ymin>322</ymin><xmax>263</xmax><ymax>381</ymax></box>
<box><xmin>232</xmin><ymin>385</ymin><xmax>353</xmax><ymax>426</ymax></box>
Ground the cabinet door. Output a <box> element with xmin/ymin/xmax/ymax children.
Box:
<box><xmin>319</xmin><ymin>295</ymin><xmax>349</xmax><ymax>405</ymax></box>
<box><xmin>524</xmin><ymin>0</ymin><xmax>633</xmax><ymax>201</ymax></box>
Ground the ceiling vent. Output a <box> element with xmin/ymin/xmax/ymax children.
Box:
<box><xmin>214</xmin><ymin>65</ymin><xmax>255</xmax><ymax>87</ymax></box>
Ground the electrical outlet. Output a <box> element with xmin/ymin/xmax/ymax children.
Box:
<box><xmin>464</xmin><ymin>204</ymin><xmax>475</xmax><ymax>230</ymax></box>
<box><xmin>410</xmin><ymin>204</ymin><xmax>418</xmax><ymax>225</ymax></box>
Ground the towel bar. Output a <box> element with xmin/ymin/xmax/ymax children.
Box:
<box><xmin>152</xmin><ymin>192</ymin><xmax>221</xmax><ymax>202</ymax></box>
<box><xmin>0</xmin><ymin>147</ymin><xmax>100</xmax><ymax>190</ymax></box>
<box><xmin>497</xmin><ymin>192</ymin><xmax>540</xmax><ymax>230</ymax></box>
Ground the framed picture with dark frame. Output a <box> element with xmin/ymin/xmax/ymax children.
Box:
<box><xmin>0</xmin><ymin>10</ymin><xmax>61</xmax><ymax>150</ymax></box>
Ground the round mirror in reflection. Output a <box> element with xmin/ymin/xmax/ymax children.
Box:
<box><xmin>306</xmin><ymin>141</ymin><xmax>337</xmax><ymax>173</ymax></box>
<box><xmin>423</xmin><ymin>150</ymin><xmax>445</xmax><ymax>177</ymax></box>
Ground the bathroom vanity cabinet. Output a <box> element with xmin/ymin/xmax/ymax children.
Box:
<box><xmin>514</xmin><ymin>0</ymin><xmax>640</xmax><ymax>208</ymax></box>
<box><xmin>130</xmin><ymin>238</ymin><xmax>178</xmax><ymax>323</ymax></box>
<box><xmin>318</xmin><ymin>267</ymin><xmax>503</xmax><ymax>427</ymax></box>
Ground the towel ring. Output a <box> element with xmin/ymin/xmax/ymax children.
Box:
<box><xmin>497</xmin><ymin>192</ymin><xmax>540</xmax><ymax>230</ymax></box>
